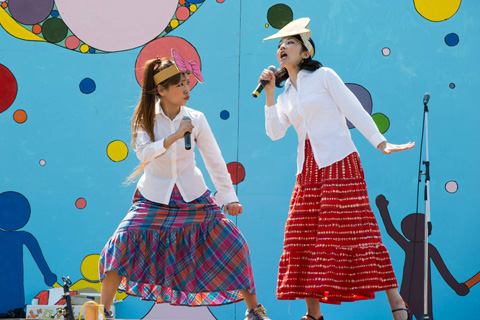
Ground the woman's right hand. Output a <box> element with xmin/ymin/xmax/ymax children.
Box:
<box><xmin>259</xmin><ymin>68</ymin><xmax>276</xmax><ymax>93</ymax></box>
<box><xmin>176</xmin><ymin>119</ymin><xmax>194</xmax><ymax>139</ymax></box>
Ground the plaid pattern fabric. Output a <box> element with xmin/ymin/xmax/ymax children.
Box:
<box><xmin>99</xmin><ymin>186</ymin><xmax>255</xmax><ymax>306</ymax></box>
<box><xmin>276</xmin><ymin>140</ymin><xmax>398</xmax><ymax>304</ymax></box>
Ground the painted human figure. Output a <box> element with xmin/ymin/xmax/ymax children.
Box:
<box><xmin>375</xmin><ymin>194</ymin><xmax>470</xmax><ymax>320</ymax></box>
<box><xmin>0</xmin><ymin>191</ymin><xmax>57</xmax><ymax>314</ymax></box>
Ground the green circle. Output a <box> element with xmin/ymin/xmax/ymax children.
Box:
<box><xmin>372</xmin><ymin>113</ymin><xmax>390</xmax><ymax>134</ymax></box>
<box><xmin>267</xmin><ymin>4</ymin><xmax>293</xmax><ymax>29</ymax></box>
<box><xmin>42</xmin><ymin>18</ymin><xmax>68</xmax><ymax>43</ymax></box>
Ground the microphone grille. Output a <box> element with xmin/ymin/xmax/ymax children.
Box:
<box><xmin>268</xmin><ymin>65</ymin><xmax>278</xmax><ymax>73</ymax></box>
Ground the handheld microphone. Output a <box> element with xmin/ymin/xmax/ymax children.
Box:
<box><xmin>252</xmin><ymin>65</ymin><xmax>277</xmax><ymax>98</ymax></box>
<box><xmin>423</xmin><ymin>92</ymin><xmax>431</xmax><ymax>105</ymax></box>
<box><xmin>182</xmin><ymin>116</ymin><xmax>191</xmax><ymax>150</ymax></box>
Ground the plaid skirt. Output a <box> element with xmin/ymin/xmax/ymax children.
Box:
<box><xmin>276</xmin><ymin>140</ymin><xmax>398</xmax><ymax>304</ymax></box>
<box><xmin>99</xmin><ymin>186</ymin><xmax>255</xmax><ymax>306</ymax></box>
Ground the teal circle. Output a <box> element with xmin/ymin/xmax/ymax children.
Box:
<box><xmin>372</xmin><ymin>113</ymin><xmax>390</xmax><ymax>134</ymax></box>
<box><xmin>267</xmin><ymin>4</ymin><xmax>293</xmax><ymax>29</ymax></box>
<box><xmin>42</xmin><ymin>18</ymin><xmax>68</xmax><ymax>43</ymax></box>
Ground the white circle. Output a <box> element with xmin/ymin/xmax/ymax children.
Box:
<box><xmin>445</xmin><ymin>181</ymin><xmax>458</xmax><ymax>193</ymax></box>
<box><xmin>382</xmin><ymin>47</ymin><xmax>391</xmax><ymax>56</ymax></box>
<box><xmin>39</xmin><ymin>159</ymin><xmax>46</xmax><ymax>166</ymax></box>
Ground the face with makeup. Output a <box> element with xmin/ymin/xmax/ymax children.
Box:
<box><xmin>276</xmin><ymin>36</ymin><xmax>311</xmax><ymax>70</ymax></box>
<box><xmin>157</xmin><ymin>73</ymin><xmax>190</xmax><ymax>107</ymax></box>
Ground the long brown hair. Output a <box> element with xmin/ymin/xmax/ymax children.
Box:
<box><xmin>126</xmin><ymin>58</ymin><xmax>183</xmax><ymax>184</ymax></box>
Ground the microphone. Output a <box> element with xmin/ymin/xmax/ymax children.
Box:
<box><xmin>252</xmin><ymin>65</ymin><xmax>277</xmax><ymax>98</ymax></box>
<box><xmin>423</xmin><ymin>92</ymin><xmax>431</xmax><ymax>105</ymax></box>
<box><xmin>182</xmin><ymin>116</ymin><xmax>191</xmax><ymax>150</ymax></box>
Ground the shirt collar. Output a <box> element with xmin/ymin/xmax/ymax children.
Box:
<box><xmin>284</xmin><ymin>69</ymin><xmax>309</xmax><ymax>92</ymax></box>
<box><xmin>155</xmin><ymin>100</ymin><xmax>187</xmax><ymax>121</ymax></box>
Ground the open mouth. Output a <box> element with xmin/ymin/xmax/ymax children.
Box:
<box><xmin>280</xmin><ymin>52</ymin><xmax>287</xmax><ymax>58</ymax></box>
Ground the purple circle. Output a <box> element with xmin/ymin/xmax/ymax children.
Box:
<box><xmin>449</xmin><ymin>83</ymin><xmax>456</xmax><ymax>89</ymax></box>
<box><xmin>9</xmin><ymin>0</ymin><xmax>54</xmax><ymax>25</ymax></box>
<box><xmin>345</xmin><ymin>83</ymin><xmax>373</xmax><ymax>129</ymax></box>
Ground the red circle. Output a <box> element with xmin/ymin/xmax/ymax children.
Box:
<box><xmin>32</xmin><ymin>24</ymin><xmax>42</xmax><ymax>34</ymax></box>
<box><xmin>176</xmin><ymin>6</ymin><xmax>190</xmax><ymax>20</ymax></box>
<box><xmin>75</xmin><ymin>198</ymin><xmax>87</xmax><ymax>209</ymax></box>
<box><xmin>135</xmin><ymin>36</ymin><xmax>201</xmax><ymax>90</ymax></box>
<box><xmin>227</xmin><ymin>162</ymin><xmax>246</xmax><ymax>185</ymax></box>
<box><xmin>0</xmin><ymin>64</ymin><xmax>17</xmax><ymax>113</ymax></box>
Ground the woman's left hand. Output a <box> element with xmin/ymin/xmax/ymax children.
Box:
<box><xmin>225</xmin><ymin>202</ymin><xmax>243</xmax><ymax>216</ymax></box>
<box><xmin>378</xmin><ymin>141</ymin><xmax>415</xmax><ymax>154</ymax></box>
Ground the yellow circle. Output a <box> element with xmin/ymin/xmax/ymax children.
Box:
<box><xmin>190</xmin><ymin>4</ymin><xmax>197</xmax><ymax>12</ymax></box>
<box><xmin>170</xmin><ymin>19</ymin><xmax>179</xmax><ymax>28</ymax></box>
<box><xmin>265</xmin><ymin>24</ymin><xmax>269</xmax><ymax>28</ymax></box>
<box><xmin>107</xmin><ymin>140</ymin><xmax>128</xmax><ymax>162</ymax></box>
<box><xmin>80</xmin><ymin>254</ymin><xmax>100</xmax><ymax>281</ymax></box>
<box><xmin>80</xmin><ymin>44</ymin><xmax>89</xmax><ymax>53</ymax></box>
<box><xmin>414</xmin><ymin>0</ymin><xmax>461</xmax><ymax>22</ymax></box>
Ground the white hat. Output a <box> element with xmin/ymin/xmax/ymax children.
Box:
<box><xmin>263</xmin><ymin>17</ymin><xmax>314</xmax><ymax>57</ymax></box>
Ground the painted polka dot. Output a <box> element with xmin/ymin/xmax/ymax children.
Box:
<box><xmin>0</xmin><ymin>64</ymin><xmax>17</xmax><ymax>113</ymax></box>
<box><xmin>32</xmin><ymin>24</ymin><xmax>42</xmax><ymax>34</ymax></box>
<box><xmin>1</xmin><ymin>2</ymin><xmax>7</xmax><ymax>9</ymax></box>
<box><xmin>267</xmin><ymin>4</ymin><xmax>293</xmax><ymax>29</ymax></box>
<box><xmin>42</xmin><ymin>18</ymin><xmax>68</xmax><ymax>43</ymax></box>
<box><xmin>39</xmin><ymin>159</ymin><xmax>46</xmax><ymax>166</ymax></box>
<box><xmin>13</xmin><ymin>109</ymin><xmax>27</xmax><ymax>123</ymax></box>
<box><xmin>372</xmin><ymin>113</ymin><xmax>390</xmax><ymax>134</ymax></box>
<box><xmin>414</xmin><ymin>0</ymin><xmax>461</xmax><ymax>22</ymax></box>
<box><xmin>190</xmin><ymin>4</ymin><xmax>197</xmax><ymax>12</ymax></box>
<box><xmin>382</xmin><ymin>47</ymin><xmax>391</xmax><ymax>56</ymax></box>
<box><xmin>176</xmin><ymin>6</ymin><xmax>190</xmax><ymax>21</ymax></box>
<box><xmin>445</xmin><ymin>181</ymin><xmax>458</xmax><ymax>193</ymax></box>
<box><xmin>89</xmin><ymin>47</ymin><xmax>96</xmax><ymax>53</ymax></box>
<box><xmin>179</xmin><ymin>0</ymin><xmax>186</xmax><ymax>5</ymax></box>
<box><xmin>80</xmin><ymin>44</ymin><xmax>90</xmax><ymax>53</ymax></box>
<box><xmin>65</xmin><ymin>36</ymin><xmax>80</xmax><ymax>50</ymax></box>
<box><xmin>51</xmin><ymin>10</ymin><xmax>59</xmax><ymax>18</ymax></box>
<box><xmin>79</xmin><ymin>78</ymin><xmax>96</xmax><ymax>94</ymax></box>
<box><xmin>75</xmin><ymin>197</ymin><xmax>87</xmax><ymax>209</ymax></box>
<box><xmin>107</xmin><ymin>140</ymin><xmax>128</xmax><ymax>162</ymax></box>
<box><xmin>220</xmin><ymin>110</ymin><xmax>230</xmax><ymax>120</ymax></box>
<box><xmin>345</xmin><ymin>83</ymin><xmax>372</xmax><ymax>129</ymax></box>
<box><xmin>170</xmin><ymin>19</ymin><xmax>179</xmax><ymax>28</ymax></box>
<box><xmin>8</xmin><ymin>0</ymin><xmax>54</xmax><ymax>25</ymax></box>
<box><xmin>265</xmin><ymin>23</ymin><xmax>269</xmax><ymax>28</ymax></box>
<box><xmin>217</xmin><ymin>0</ymin><xmax>225</xmax><ymax>3</ymax></box>
<box><xmin>449</xmin><ymin>83</ymin><xmax>455</xmax><ymax>89</ymax></box>
<box><xmin>445</xmin><ymin>33</ymin><xmax>459</xmax><ymax>46</ymax></box>
<box><xmin>227</xmin><ymin>162</ymin><xmax>246</xmax><ymax>185</ymax></box>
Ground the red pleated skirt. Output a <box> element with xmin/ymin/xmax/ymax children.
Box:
<box><xmin>276</xmin><ymin>140</ymin><xmax>398</xmax><ymax>304</ymax></box>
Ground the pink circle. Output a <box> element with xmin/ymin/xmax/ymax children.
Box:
<box><xmin>39</xmin><ymin>159</ymin><xmax>46</xmax><ymax>166</ymax></box>
<box><xmin>217</xmin><ymin>0</ymin><xmax>225</xmax><ymax>2</ymax></box>
<box><xmin>445</xmin><ymin>181</ymin><xmax>458</xmax><ymax>193</ymax></box>
<box><xmin>75</xmin><ymin>197</ymin><xmax>87</xmax><ymax>209</ymax></box>
<box><xmin>382</xmin><ymin>47</ymin><xmax>391</xmax><ymax>56</ymax></box>
<box><xmin>55</xmin><ymin>0</ymin><xmax>178</xmax><ymax>52</ymax></box>
<box><xmin>135</xmin><ymin>36</ymin><xmax>201</xmax><ymax>90</ymax></box>
<box><xmin>65</xmin><ymin>36</ymin><xmax>80</xmax><ymax>50</ymax></box>
<box><xmin>176</xmin><ymin>6</ymin><xmax>190</xmax><ymax>21</ymax></box>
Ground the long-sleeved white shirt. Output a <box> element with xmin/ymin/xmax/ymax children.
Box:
<box><xmin>135</xmin><ymin>103</ymin><xmax>238</xmax><ymax>206</ymax></box>
<box><xmin>265</xmin><ymin>67</ymin><xmax>386</xmax><ymax>174</ymax></box>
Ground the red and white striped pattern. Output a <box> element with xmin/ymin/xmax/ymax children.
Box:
<box><xmin>276</xmin><ymin>140</ymin><xmax>398</xmax><ymax>304</ymax></box>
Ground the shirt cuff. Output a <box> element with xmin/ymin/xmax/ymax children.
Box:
<box><xmin>151</xmin><ymin>138</ymin><xmax>167</xmax><ymax>157</ymax></box>
<box><xmin>369</xmin><ymin>132</ymin><xmax>387</xmax><ymax>149</ymax></box>
<box><xmin>265</xmin><ymin>104</ymin><xmax>279</xmax><ymax>118</ymax></box>
<box><xmin>215</xmin><ymin>190</ymin><xmax>239</xmax><ymax>207</ymax></box>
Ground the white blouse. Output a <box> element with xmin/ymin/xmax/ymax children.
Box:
<box><xmin>265</xmin><ymin>67</ymin><xmax>386</xmax><ymax>174</ymax></box>
<box><xmin>135</xmin><ymin>103</ymin><xmax>238</xmax><ymax>206</ymax></box>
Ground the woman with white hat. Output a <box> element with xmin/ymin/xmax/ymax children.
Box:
<box><xmin>259</xmin><ymin>18</ymin><xmax>414</xmax><ymax>320</ymax></box>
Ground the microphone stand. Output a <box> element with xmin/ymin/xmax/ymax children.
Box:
<box><xmin>419</xmin><ymin>98</ymin><xmax>431</xmax><ymax>320</ymax></box>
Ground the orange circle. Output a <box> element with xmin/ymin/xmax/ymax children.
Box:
<box><xmin>32</xmin><ymin>24</ymin><xmax>42</xmax><ymax>34</ymax></box>
<box><xmin>179</xmin><ymin>0</ymin><xmax>185</xmax><ymax>5</ymax></box>
<box><xmin>13</xmin><ymin>109</ymin><xmax>27</xmax><ymax>123</ymax></box>
<box><xmin>1</xmin><ymin>2</ymin><xmax>7</xmax><ymax>8</ymax></box>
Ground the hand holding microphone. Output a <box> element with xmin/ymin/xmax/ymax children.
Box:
<box><xmin>180</xmin><ymin>116</ymin><xmax>193</xmax><ymax>150</ymax></box>
<box><xmin>252</xmin><ymin>65</ymin><xmax>277</xmax><ymax>98</ymax></box>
